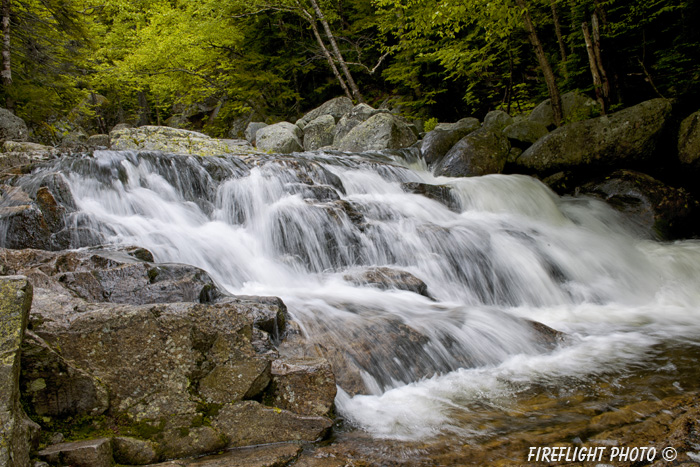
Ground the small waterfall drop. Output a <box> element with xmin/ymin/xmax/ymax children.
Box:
<box><xmin>7</xmin><ymin>149</ymin><xmax>700</xmax><ymax>441</ymax></box>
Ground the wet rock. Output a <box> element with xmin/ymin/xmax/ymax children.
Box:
<box><xmin>110</xmin><ymin>126</ymin><xmax>260</xmax><ymax>156</ymax></box>
<box><xmin>502</xmin><ymin>120</ymin><xmax>549</xmax><ymax>148</ymax></box>
<box><xmin>158</xmin><ymin>426</ymin><xmax>227</xmax><ymax>460</ymax></box>
<box><xmin>337</xmin><ymin>113</ymin><xmax>417</xmax><ymax>152</ymax></box>
<box><xmin>296</xmin><ymin>96</ymin><xmax>354</xmax><ymax>129</ymax></box>
<box><xmin>0</xmin><ymin>201</ymin><xmax>54</xmax><ymax>250</ymax></box>
<box><xmin>483</xmin><ymin>110</ymin><xmax>513</xmax><ymax>133</ymax></box>
<box><xmin>147</xmin><ymin>443</ymin><xmax>303</xmax><ymax>466</ymax></box>
<box><xmin>256</xmin><ymin>122</ymin><xmax>303</xmax><ymax>154</ymax></box>
<box><xmin>678</xmin><ymin>109</ymin><xmax>700</xmax><ymax>168</ymax></box>
<box><xmin>332</xmin><ymin>103</ymin><xmax>388</xmax><ymax>145</ymax></box>
<box><xmin>212</xmin><ymin>400</ymin><xmax>332</xmax><ymax>447</ymax></box>
<box><xmin>0</xmin><ymin>276</ymin><xmax>37</xmax><ymax>467</ymax></box>
<box><xmin>304</xmin><ymin>115</ymin><xmax>336</xmax><ymax>151</ymax></box>
<box><xmin>400</xmin><ymin>182</ymin><xmax>460</xmax><ymax>212</ymax></box>
<box><xmin>0</xmin><ymin>108</ymin><xmax>29</xmax><ymax>142</ymax></box>
<box><xmin>267</xmin><ymin>357</ymin><xmax>337</xmax><ymax>417</ymax></box>
<box><xmin>245</xmin><ymin>122</ymin><xmax>268</xmax><ymax>145</ymax></box>
<box><xmin>343</xmin><ymin>267</ymin><xmax>432</xmax><ymax>299</ymax></box>
<box><xmin>518</xmin><ymin>98</ymin><xmax>671</xmax><ymax>174</ymax></box>
<box><xmin>420</xmin><ymin>119</ymin><xmax>480</xmax><ymax>166</ymax></box>
<box><xmin>433</xmin><ymin>128</ymin><xmax>510</xmax><ymax>177</ymax></box>
<box><xmin>37</xmin><ymin>438</ymin><xmax>113</xmax><ymax>467</ymax></box>
<box><xmin>113</xmin><ymin>436</ymin><xmax>158</xmax><ymax>465</ymax></box>
<box><xmin>220</xmin><ymin>295</ymin><xmax>288</xmax><ymax>336</ymax></box>
<box><xmin>576</xmin><ymin>169</ymin><xmax>700</xmax><ymax>239</ymax></box>
<box><xmin>528</xmin><ymin>91</ymin><xmax>601</xmax><ymax>129</ymax></box>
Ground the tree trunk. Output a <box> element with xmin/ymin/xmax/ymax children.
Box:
<box><xmin>2</xmin><ymin>0</ymin><xmax>12</xmax><ymax>109</ymax></box>
<box><xmin>582</xmin><ymin>21</ymin><xmax>606</xmax><ymax>113</ymax></box>
<box><xmin>307</xmin><ymin>0</ymin><xmax>364</xmax><ymax>103</ymax></box>
<box><xmin>297</xmin><ymin>1</ymin><xmax>352</xmax><ymax>100</ymax></box>
<box><xmin>516</xmin><ymin>0</ymin><xmax>563</xmax><ymax>126</ymax></box>
<box><xmin>591</xmin><ymin>13</ymin><xmax>611</xmax><ymax>106</ymax></box>
<box><xmin>137</xmin><ymin>91</ymin><xmax>150</xmax><ymax>126</ymax></box>
<box><xmin>550</xmin><ymin>0</ymin><xmax>567</xmax><ymax>65</ymax></box>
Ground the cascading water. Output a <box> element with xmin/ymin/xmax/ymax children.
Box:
<box><xmin>6</xmin><ymin>149</ymin><xmax>700</xmax><ymax>454</ymax></box>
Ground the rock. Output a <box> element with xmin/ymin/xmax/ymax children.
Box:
<box><xmin>60</xmin><ymin>128</ymin><xmax>89</xmax><ymax>147</ymax></box>
<box><xmin>244</xmin><ymin>122</ymin><xmax>268</xmax><ymax>145</ymax></box>
<box><xmin>37</xmin><ymin>438</ymin><xmax>113</xmax><ymax>467</ymax></box>
<box><xmin>0</xmin><ymin>276</ymin><xmax>37</xmax><ymax>467</ymax></box>
<box><xmin>267</xmin><ymin>357</ymin><xmax>336</xmax><ymax>416</ymax></box>
<box><xmin>343</xmin><ymin>267</ymin><xmax>432</xmax><ymax>298</ymax></box>
<box><xmin>0</xmin><ymin>108</ymin><xmax>29</xmax><ymax>142</ymax></box>
<box><xmin>303</xmin><ymin>115</ymin><xmax>336</xmax><ymax>151</ymax></box>
<box><xmin>576</xmin><ymin>170</ymin><xmax>700</xmax><ymax>239</ymax></box>
<box><xmin>434</xmin><ymin>117</ymin><xmax>480</xmax><ymax>132</ymax></box>
<box><xmin>255</xmin><ymin>122</ymin><xmax>303</xmax><ymax>154</ymax></box>
<box><xmin>517</xmin><ymin>98</ymin><xmax>672</xmax><ymax>174</ymax></box>
<box><xmin>528</xmin><ymin>91</ymin><xmax>602</xmax><ymax>129</ymax></box>
<box><xmin>337</xmin><ymin>113</ymin><xmax>418</xmax><ymax>152</ymax></box>
<box><xmin>420</xmin><ymin>118</ymin><xmax>480</xmax><ymax>166</ymax></box>
<box><xmin>146</xmin><ymin>443</ymin><xmax>303</xmax><ymax>467</ymax></box>
<box><xmin>296</xmin><ymin>97</ymin><xmax>354</xmax><ymax>129</ymax></box>
<box><xmin>0</xmin><ymin>186</ymin><xmax>57</xmax><ymax>251</ymax></box>
<box><xmin>502</xmin><ymin>120</ymin><xmax>549</xmax><ymax>148</ymax></box>
<box><xmin>433</xmin><ymin>127</ymin><xmax>510</xmax><ymax>177</ymax></box>
<box><xmin>483</xmin><ymin>110</ymin><xmax>513</xmax><ymax>132</ymax></box>
<box><xmin>113</xmin><ymin>436</ymin><xmax>158</xmax><ymax>465</ymax></box>
<box><xmin>110</xmin><ymin>126</ymin><xmax>260</xmax><ymax>156</ymax></box>
<box><xmin>111</xmin><ymin>123</ymin><xmax>132</xmax><ymax>132</ymax></box>
<box><xmin>332</xmin><ymin>104</ymin><xmax>387</xmax><ymax>145</ymax></box>
<box><xmin>678</xmin><ymin>110</ymin><xmax>700</xmax><ymax>167</ymax></box>
<box><xmin>2</xmin><ymin>141</ymin><xmax>56</xmax><ymax>153</ymax></box>
<box><xmin>212</xmin><ymin>400</ymin><xmax>332</xmax><ymax>447</ymax></box>
<box><xmin>87</xmin><ymin>134</ymin><xmax>110</xmax><ymax>148</ymax></box>
<box><xmin>158</xmin><ymin>426</ymin><xmax>227</xmax><ymax>460</ymax></box>
<box><xmin>400</xmin><ymin>182</ymin><xmax>461</xmax><ymax>211</ymax></box>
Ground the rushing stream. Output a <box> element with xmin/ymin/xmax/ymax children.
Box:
<box><xmin>8</xmin><ymin>149</ymin><xmax>700</xmax><ymax>462</ymax></box>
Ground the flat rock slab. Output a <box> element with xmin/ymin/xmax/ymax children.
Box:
<box><xmin>147</xmin><ymin>443</ymin><xmax>302</xmax><ymax>466</ymax></box>
<box><xmin>37</xmin><ymin>438</ymin><xmax>113</xmax><ymax>467</ymax></box>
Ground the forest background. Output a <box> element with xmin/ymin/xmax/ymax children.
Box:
<box><xmin>2</xmin><ymin>0</ymin><xmax>699</xmax><ymax>141</ymax></box>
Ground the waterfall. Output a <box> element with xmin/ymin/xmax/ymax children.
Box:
<box><xmin>8</xmin><ymin>149</ymin><xmax>700</xmax><ymax>441</ymax></box>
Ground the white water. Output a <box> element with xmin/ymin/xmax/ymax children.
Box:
<box><xmin>29</xmin><ymin>150</ymin><xmax>700</xmax><ymax>440</ymax></box>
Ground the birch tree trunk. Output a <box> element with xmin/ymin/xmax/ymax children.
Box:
<box><xmin>2</xmin><ymin>0</ymin><xmax>12</xmax><ymax>108</ymax></box>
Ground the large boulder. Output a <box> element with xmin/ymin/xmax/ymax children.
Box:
<box><xmin>0</xmin><ymin>185</ymin><xmax>66</xmax><ymax>251</ymax></box>
<box><xmin>576</xmin><ymin>170</ymin><xmax>700</xmax><ymax>239</ymax></box>
<box><xmin>267</xmin><ymin>358</ymin><xmax>336</xmax><ymax>417</ymax></box>
<box><xmin>110</xmin><ymin>126</ymin><xmax>259</xmax><ymax>156</ymax></box>
<box><xmin>517</xmin><ymin>98</ymin><xmax>672</xmax><ymax>174</ymax></box>
<box><xmin>433</xmin><ymin>128</ymin><xmax>510</xmax><ymax>177</ymax></box>
<box><xmin>0</xmin><ymin>276</ymin><xmax>38</xmax><ymax>467</ymax></box>
<box><xmin>678</xmin><ymin>110</ymin><xmax>700</xmax><ymax>168</ymax></box>
<box><xmin>37</xmin><ymin>438</ymin><xmax>113</xmax><ymax>467</ymax></box>
<box><xmin>528</xmin><ymin>91</ymin><xmax>602</xmax><ymax>129</ymax></box>
<box><xmin>502</xmin><ymin>120</ymin><xmax>549</xmax><ymax>149</ymax></box>
<box><xmin>303</xmin><ymin>114</ymin><xmax>336</xmax><ymax>151</ymax></box>
<box><xmin>332</xmin><ymin>104</ymin><xmax>387</xmax><ymax>145</ymax></box>
<box><xmin>336</xmin><ymin>113</ymin><xmax>417</xmax><ymax>152</ymax></box>
<box><xmin>483</xmin><ymin>110</ymin><xmax>513</xmax><ymax>133</ymax></box>
<box><xmin>0</xmin><ymin>109</ymin><xmax>29</xmax><ymax>143</ymax></box>
<box><xmin>421</xmin><ymin>118</ymin><xmax>480</xmax><ymax>166</ymax></box>
<box><xmin>255</xmin><ymin>122</ymin><xmax>303</xmax><ymax>154</ymax></box>
<box><xmin>296</xmin><ymin>97</ymin><xmax>353</xmax><ymax>130</ymax></box>
<box><xmin>244</xmin><ymin>122</ymin><xmax>268</xmax><ymax>145</ymax></box>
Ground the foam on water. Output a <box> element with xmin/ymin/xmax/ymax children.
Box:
<box><xmin>14</xmin><ymin>149</ymin><xmax>700</xmax><ymax>440</ymax></box>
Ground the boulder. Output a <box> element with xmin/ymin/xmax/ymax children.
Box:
<box><xmin>255</xmin><ymin>122</ymin><xmax>303</xmax><ymax>154</ymax></box>
<box><xmin>576</xmin><ymin>170</ymin><xmax>700</xmax><ymax>239</ymax></box>
<box><xmin>244</xmin><ymin>122</ymin><xmax>268</xmax><ymax>145</ymax></box>
<box><xmin>517</xmin><ymin>98</ymin><xmax>672</xmax><ymax>174</ymax></box>
<box><xmin>87</xmin><ymin>134</ymin><xmax>110</xmax><ymax>148</ymax></box>
<box><xmin>110</xmin><ymin>126</ymin><xmax>260</xmax><ymax>156</ymax></box>
<box><xmin>433</xmin><ymin>128</ymin><xmax>510</xmax><ymax>177</ymax></box>
<box><xmin>2</xmin><ymin>141</ymin><xmax>55</xmax><ymax>153</ymax></box>
<box><xmin>400</xmin><ymin>182</ymin><xmax>460</xmax><ymax>211</ymax></box>
<box><xmin>528</xmin><ymin>91</ymin><xmax>602</xmax><ymax>129</ymax></box>
<box><xmin>483</xmin><ymin>110</ymin><xmax>513</xmax><ymax>133</ymax></box>
<box><xmin>678</xmin><ymin>110</ymin><xmax>700</xmax><ymax>168</ymax></box>
<box><xmin>296</xmin><ymin>97</ymin><xmax>353</xmax><ymax>129</ymax></box>
<box><xmin>502</xmin><ymin>120</ymin><xmax>549</xmax><ymax>148</ymax></box>
<box><xmin>267</xmin><ymin>357</ymin><xmax>337</xmax><ymax>417</ymax></box>
<box><xmin>420</xmin><ymin>118</ymin><xmax>480</xmax><ymax>166</ymax></box>
<box><xmin>343</xmin><ymin>267</ymin><xmax>432</xmax><ymax>298</ymax></box>
<box><xmin>337</xmin><ymin>113</ymin><xmax>417</xmax><ymax>152</ymax></box>
<box><xmin>146</xmin><ymin>442</ymin><xmax>303</xmax><ymax>467</ymax></box>
<box><xmin>113</xmin><ymin>436</ymin><xmax>158</xmax><ymax>465</ymax></box>
<box><xmin>0</xmin><ymin>187</ymin><xmax>58</xmax><ymax>251</ymax></box>
<box><xmin>434</xmin><ymin>117</ymin><xmax>480</xmax><ymax>132</ymax></box>
<box><xmin>332</xmin><ymin>103</ymin><xmax>387</xmax><ymax>145</ymax></box>
<box><xmin>0</xmin><ymin>276</ymin><xmax>38</xmax><ymax>467</ymax></box>
<box><xmin>303</xmin><ymin>115</ymin><xmax>336</xmax><ymax>151</ymax></box>
<box><xmin>0</xmin><ymin>108</ymin><xmax>29</xmax><ymax>142</ymax></box>
<box><xmin>37</xmin><ymin>438</ymin><xmax>113</xmax><ymax>467</ymax></box>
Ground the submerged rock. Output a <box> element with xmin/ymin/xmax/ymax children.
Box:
<box><xmin>343</xmin><ymin>267</ymin><xmax>433</xmax><ymax>299</ymax></box>
<box><xmin>400</xmin><ymin>182</ymin><xmax>461</xmax><ymax>212</ymax></box>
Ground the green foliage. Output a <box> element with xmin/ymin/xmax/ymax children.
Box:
<box><xmin>423</xmin><ymin>117</ymin><xmax>438</xmax><ymax>132</ymax></box>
